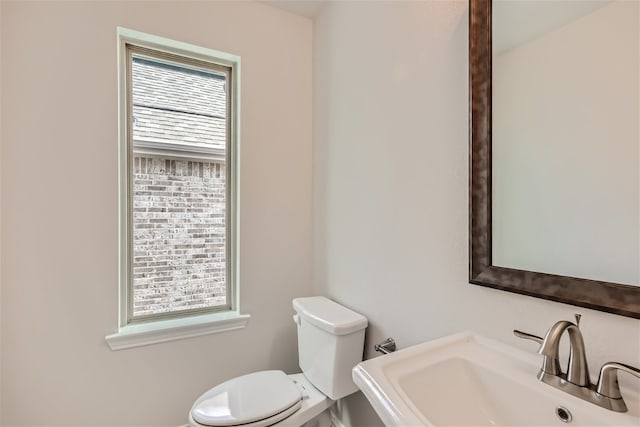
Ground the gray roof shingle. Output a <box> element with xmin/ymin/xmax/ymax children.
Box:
<box><xmin>132</xmin><ymin>56</ymin><xmax>227</xmax><ymax>151</ymax></box>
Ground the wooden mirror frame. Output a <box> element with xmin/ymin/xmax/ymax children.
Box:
<box><xmin>468</xmin><ymin>0</ymin><xmax>639</xmax><ymax>319</ymax></box>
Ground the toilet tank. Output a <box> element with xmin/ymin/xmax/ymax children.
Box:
<box><xmin>292</xmin><ymin>297</ymin><xmax>368</xmax><ymax>400</ymax></box>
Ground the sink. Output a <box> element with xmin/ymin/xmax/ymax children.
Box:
<box><xmin>352</xmin><ymin>332</ymin><xmax>640</xmax><ymax>426</ymax></box>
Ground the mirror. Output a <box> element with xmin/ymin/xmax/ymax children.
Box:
<box><xmin>469</xmin><ymin>0</ymin><xmax>640</xmax><ymax>318</ymax></box>
<box><xmin>492</xmin><ymin>0</ymin><xmax>638</xmax><ymax>286</ymax></box>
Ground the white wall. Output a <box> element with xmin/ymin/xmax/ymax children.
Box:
<box><xmin>0</xmin><ymin>1</ymin><xmax>312</xmax><ymax>425</ymax></box>
<box><xmin>312</xmin><ymin>2</ymin><xmax>640</xmax><ymax>425</ymax></box>
<box><xmin>493</xmin><ymin>1</ymin><xmax>639</xmax><ymax>285</ymax></box>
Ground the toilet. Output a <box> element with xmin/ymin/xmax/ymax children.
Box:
<box><xmin>188</xmin><ymin>296</ymin><xmax>368</xmax><ymax>427</ymax></box>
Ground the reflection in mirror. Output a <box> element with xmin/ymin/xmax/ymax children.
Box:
<box><xmin>468</xmin><ymin>0</ymin><xmax>640</xmax><ymax>318</ymax></box>
<box><xmin>492</xmin><ymin>0</ymin><xmax>639</xmax><ymax>286</ymax></box>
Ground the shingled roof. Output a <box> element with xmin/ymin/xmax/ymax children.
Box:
<box><xmin>131</xmin><ymin>57</ymin><xmax>227</xmax><ymax>152</ymax></box>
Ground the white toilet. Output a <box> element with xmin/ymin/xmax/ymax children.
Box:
<box><xmin>188</xmin><ymin>296</ymin><xmax>368</xmax><ymax>427</ymax></box>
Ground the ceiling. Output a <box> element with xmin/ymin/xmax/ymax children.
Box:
<box><xmin>261</xmin><ymin>0</ymin><xmax>327</xmax><ymax>19</ymax></box>
<box><xmin>261</xmin><ymin>0</ymin><xmax>614</xmax><ymax>54</ymax></box>
<box><xmin>493</xmin><ymin>0</ymin><xmax>613</xmax><ymax>54</ymax></box>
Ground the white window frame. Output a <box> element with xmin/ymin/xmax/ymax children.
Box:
<box><xmin>106</xmin><ymin>28</ymin><xmax>248</xmax><ymax>350</ymax></box>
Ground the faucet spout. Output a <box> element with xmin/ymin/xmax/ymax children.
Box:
<box><xmin>538</xmin><ymin>320</ymin><xmax>590</xmax><ymax>386</ymax></box>
<box><xmin>516</xmin><ymin>315</ymin><xmax>638</xmax><ymax>412</ymax></box>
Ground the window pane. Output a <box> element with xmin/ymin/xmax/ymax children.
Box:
<box><xmin>130</xmin><ymin>55</ymin><xmax>228</xmax><ymax>318</ymax></box>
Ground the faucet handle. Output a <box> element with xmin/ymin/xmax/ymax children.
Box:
<box><xmin>513</xmin><ymin>329</ymin><xmax>543</xmax><ymax>345</ymax></box>
<box><xmin>574</xmin><ymin>313</ymin><xmax>582</xmax><ymax>327</ymax></box>
<box><xmin>596</xmin><ymin>362</ymin><xmax>640</xmax><ymax>399</ymax></box>
<box><xmin>515</xmin><ymin>328</ymin><xmax>562</xmax><ymax>376</ymax></box>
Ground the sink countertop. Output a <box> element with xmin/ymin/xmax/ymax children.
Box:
<box><xmin>353</xmin><ymin>332</ymin><xmax>640</xmax><ymax>427</ymax></box>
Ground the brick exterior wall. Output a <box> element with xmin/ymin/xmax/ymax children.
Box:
<box><xmin>132</xmin><ymin>154</ymin><xmax>227</xmax><ymax>317</ymax></box>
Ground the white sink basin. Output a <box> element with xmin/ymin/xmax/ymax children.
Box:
<box><xmin>352</xmin><ymin>332</ymin><xmax>640</xmax><ymax>426</ymax></box>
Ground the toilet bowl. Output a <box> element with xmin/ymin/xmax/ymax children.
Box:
<box><xmin>188</xmin><ymin>297</ymin><xmax>368</xmax><ymax>427</ymax></box>
<box><xmin>188</xmin><ymin>371</ymin><xmax>331</xmax><ymax>427</ymax></box>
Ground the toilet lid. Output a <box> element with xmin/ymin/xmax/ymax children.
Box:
<box><xmin>191</xmin><ymin>370</ymin><xmax>302</xmax><ymax>427</ymax></box>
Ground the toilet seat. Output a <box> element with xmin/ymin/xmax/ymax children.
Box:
<box><xmin>190</xmin><ymin>370</ymin><xmax>303</xmax><ymax>427</ymax></box>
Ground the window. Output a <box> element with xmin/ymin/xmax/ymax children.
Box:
<box><xmin>107</xmin><ymin>29</ymin><xmax>246</xmax><ymax>350</ymax></box>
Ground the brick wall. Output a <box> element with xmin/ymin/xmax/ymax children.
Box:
<box><xmin>132</xmin><ymin>154</ymin><xmax>227</xmax><ymax>317</ymax></box>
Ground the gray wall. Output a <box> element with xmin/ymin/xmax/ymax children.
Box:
<box><xmin>0</xmin><ymin>1</ymin><xmax>312</xmax><ymax>425</ymax></box>
<box><xmin>312</xmin><ymin>2</ymin><xmax>640</xmax><ymax>425</ymax></box>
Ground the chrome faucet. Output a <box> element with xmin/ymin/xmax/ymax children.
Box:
<box><xmin>514</xmin><ymin>315</ymin><xmax>640</xmax><ymax>412</ymax></box>
<box><xmin>538</xmin><ymin>315</ymin><xmax>589</xmax><ymax>386</ymax></box>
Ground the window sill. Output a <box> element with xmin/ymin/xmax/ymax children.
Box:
<box><xmin>105</xmin><ymin>311</ymin><xmax>250</xmax><ymax>350</ymax></box>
